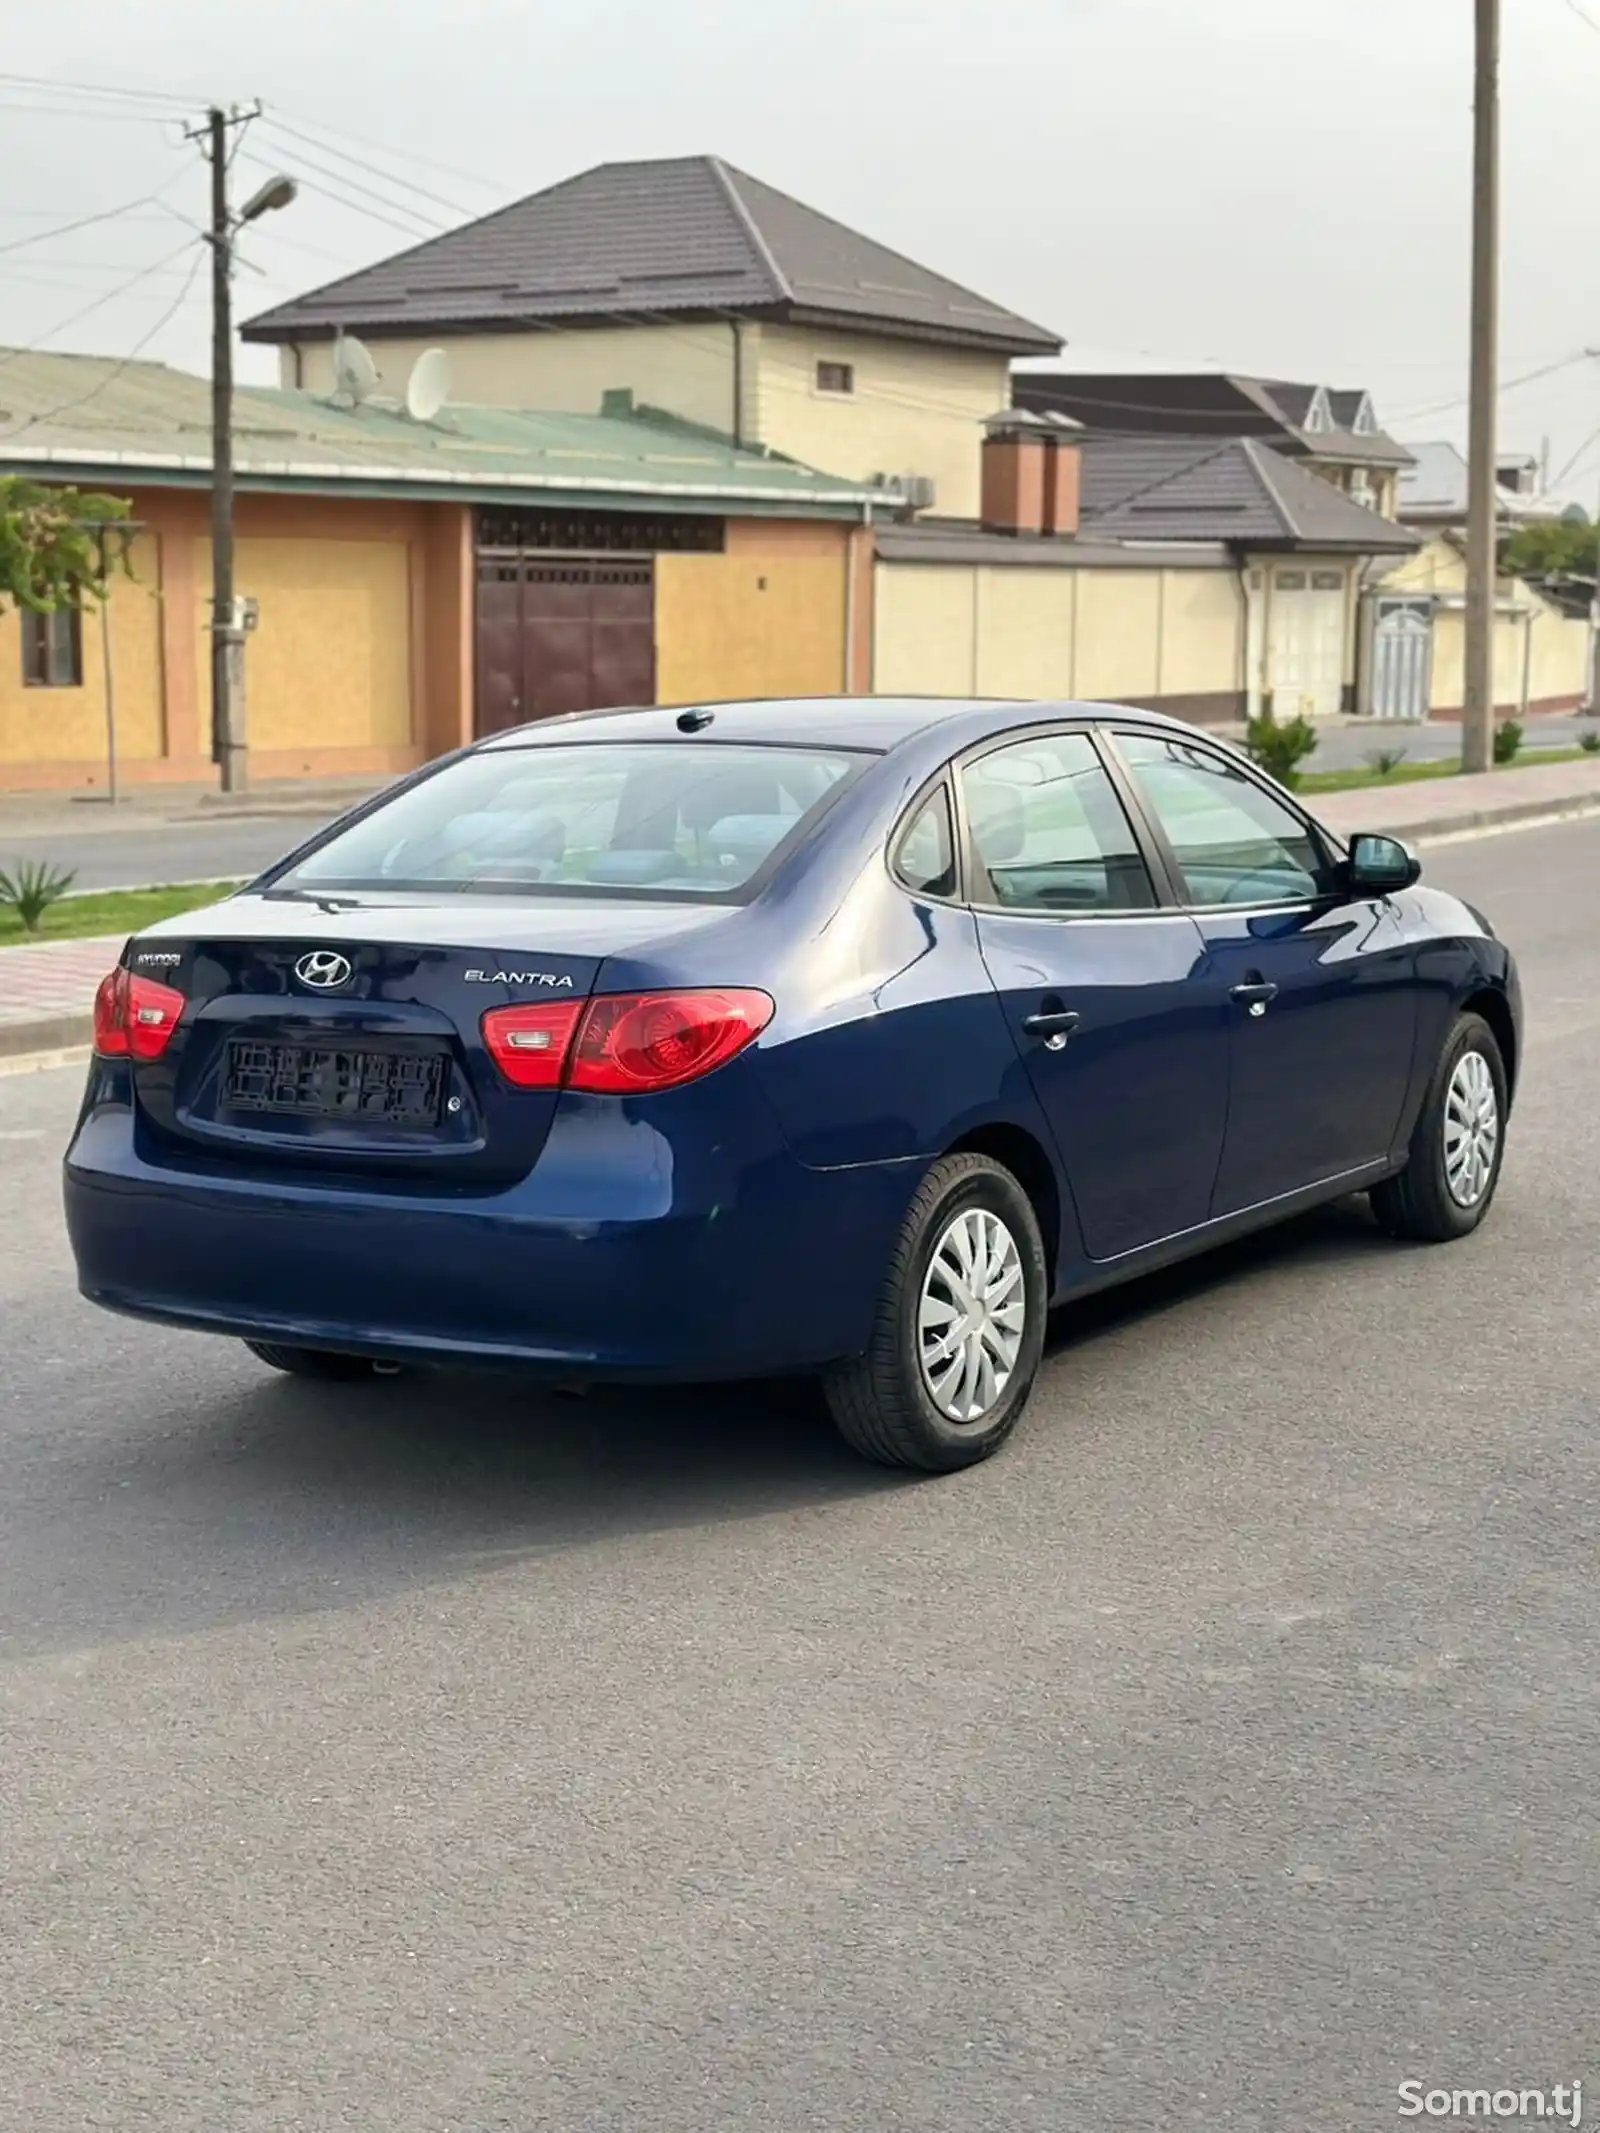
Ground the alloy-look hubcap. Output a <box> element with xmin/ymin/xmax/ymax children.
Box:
<box><xmin>917</xmin><ymin>1206</ymin><xmax>1027</xmax><ymax>1425</ymax></box>
<box><xmin>1443</xmin><ymin>1049</ymin><xmax>1499</xmax><ymax>1208</ymax></box>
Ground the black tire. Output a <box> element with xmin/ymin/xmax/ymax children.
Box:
<box><xmin>822</xmin><ymin>1153</ymin><xmax>1048</xmax><ymax>1473</ymax></box>
<box><xmin>243</xmin><ymin>1340</ymin><xmax>381</xmax><ymax>1381</ymax></box>
<box><xmin>1370</xmin><ymin>1011</ymin><xmax>1507</xmax><ymax>1243</ymax></box>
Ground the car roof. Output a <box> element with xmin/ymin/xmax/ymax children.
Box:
<box><xmin>476</xmin><ymin>695</ymin><xmax>1198</xmax><ymax>756</ymax></box>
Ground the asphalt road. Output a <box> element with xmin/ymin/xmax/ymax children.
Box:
<box><xmin>3</xmin><ymin>818</ymin><xmax>1596</xmax><ymax>2133</ymax></box>
<box><xmin>0</xmin><ymin>812</ymin><xmax>341</xmax><ymax>894</ymax></box>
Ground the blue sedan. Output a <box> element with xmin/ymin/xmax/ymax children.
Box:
<box><xmin>64</xmin><ymin>697</ymin><xmax>1520</xmax><ymax>1472</ymax></box>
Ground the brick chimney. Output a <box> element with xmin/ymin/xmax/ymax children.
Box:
<box><xmin>1039</xmin><ymin>411</ymin><xmax>1083</xmax><ymax>537</ymax></box>
<box><xmin>981</xmin><ymin>411</ymin><xmax>1049</xmax><ymax>535</ymax></box>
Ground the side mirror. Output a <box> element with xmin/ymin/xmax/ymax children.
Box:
<box><xmin>1347</xmin><ymin>832</ymin><xmax>1421</xmax><ymax>894</ymax></box>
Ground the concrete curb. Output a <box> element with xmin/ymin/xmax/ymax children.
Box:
<box><xmin>0</xmin><ymin>1010</ymin><xmax>94</xmax><ymax>1060</ymax></box>
<box><xmin>1317</xmin><ymin>790</ymin><xmax>1600</xmax><ymax>846</ymax></box>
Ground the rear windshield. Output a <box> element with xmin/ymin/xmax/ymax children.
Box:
<box><xmin>271</xmin><ymin>741</ymin><xmax>863</xmax><ymax>900</ymax></box>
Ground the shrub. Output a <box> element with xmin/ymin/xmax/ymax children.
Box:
<box><xmin>1365</xmin><ymin>746</ymin><xmax>1408</xmax><ymax>777</ymax></box>
<box><xmin>1580</xmin><ymin>730</ymin><xmax>1600</xmax><ymax>754</ymax></box>
<box><xmin>1244</xmin><ymin>713</ymin><xmax>1319</xmax><ymax>789</ymax></box>
<box><xmin>0</xmin><ymin>857</ymin><xmax>77</xmax><ymax>934</ymax></box>
<box><xmin>1492</xmin><ymin>719</ymin><xmax>1523</xmax><ymax>766</ymax></box>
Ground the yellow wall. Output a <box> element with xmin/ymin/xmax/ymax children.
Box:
<box><xmin>751</xmin><ymin>324</ymin><xmax>1008</xmax><ymax>521</ymax></box>
<box><xmin>874</xmin><ymin>566</ymin><xmax>977</xmax><ymax>695</ymax></box>
<box><xmin>0</xmin><ymin>533</ymin><xmax>165</xmax><ymax>766</ymax></box>
<box><xmin>1073</xmin><ymin>572</ymin><xmax>1162</xmax><ymax>699</ymax></box>
<box><xmin>1379</xmin><ymin>534</ymin><xmax>1587</xmax><ymax>713</ymax></box>
<box><xmin>193</xmin><ymin>534</ymin><xmax>413</xmax><ymax>752</ymax></box>
<box><xmin>286</xmin><ymin>323</ymin><xmax>739</xmax><ymax>435</ymax></box>
<box><xmin>874</xmin><ymin>560</ymin><xmax>1241</xmax><ymax>708</ymax></box>
<box><xmin>655</xmin><ymin>520</ymin><xmax>849</xmax><ymax>703</ymax></box>
<box><xmin>1157</xmin><ymin>569</ymin><xmax>1244</xmax><ymax>694</ymax></box>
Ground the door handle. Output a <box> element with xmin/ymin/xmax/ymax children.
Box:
<box><xmin>1230</xmin><ymin>981</ymin><xmax>1279</xmax><ymax>1017</ymax></box>
<box><xmin>1022</xmin><ymin>1008</ymin><xmax>1081</xmax><ymax>1051</ymax></box>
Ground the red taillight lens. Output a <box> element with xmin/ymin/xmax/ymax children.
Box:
<box><xmin>92</xmin><ymin>968</ymin><xmax>129</xmax><ymax>1057</ymax></box>
<box><xmin>481</xmin><ymin>989</ymin><xmax>773</xmax><ymax>1094</ymax></box>
<box><xmin>570</xmin><ymin>989</ymin><xmax>773</xmax><ymax>1094</ymax></box>
<box><xmin>480</xmin><ymin>999</ymin><xmax>586</xmax><ymax>1089</ymax></box>
<box><xmin>93</xmin><ymin>968</ymin><xmax>185</xmax><ymax>1061</ymax></box>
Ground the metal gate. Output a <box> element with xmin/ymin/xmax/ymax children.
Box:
<box><xmin>474</xmin><ymin>555</ymin><xmax>655</xmax><ymax>736</ymax></box>
<box><xmin>1369</xmin><ymin>597</ymin><xmax>1433</xmax><ymax>722</ymax></box>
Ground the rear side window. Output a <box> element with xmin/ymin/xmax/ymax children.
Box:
<box><xmin>894</xmin><ymin>785</ymin><xmax>957</xmax><ymax>899</ymax></box>
<box><xmin>276</xmin><ymin>742</ymin><xmax>861</xmax><ymax>901</ymax></box>
<box><xmin>961</xmin><ymin>733</ymin><xmax>1156</xmax><ymax>913</ymax></box>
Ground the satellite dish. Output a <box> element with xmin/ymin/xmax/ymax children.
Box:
<box><xmin>405</xmin><ymin>347</ymin><xmax>451</xmax><ymax>424</ymax></box>
<box><xmin>333</xmin><ymin>334</ymin><xmax>378</xmax><ymax>406</ymax></box>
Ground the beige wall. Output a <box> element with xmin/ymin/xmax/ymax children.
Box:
<box><xmin>873</xmin><ymin>560</ymin><xmax>1244</xmax><ymax>712</ymax></box>
<box><xmin>750</xmin><ymin>324</ymin><xmax>1008</xmax><ymax>520</ymax></box>
<box><xmin>655</xmin><ymin>519</ymin><xmax>850</xmax><ymax>704</ymax></box>
<box><xmin>286</xmin><ymin>322</ymin><xmax>740</xmax><ymax>435</ymax></box>
<box><xmin>0</xmin><ymin>533</ymin><xmax>165</xmax><ymax>767</ymax></box>
<box><xmin>1380</xmin><ymin>535</ymin><xmax>1588</xmax><ymax>714</ymax></box>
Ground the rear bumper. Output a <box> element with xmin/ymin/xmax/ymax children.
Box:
<box><xmin>64</xmin><ymin>1091</ymin><xmax>920</xmax><ymax>1381</ymax></box>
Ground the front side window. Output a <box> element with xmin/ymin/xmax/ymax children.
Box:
<box><xmin>961</xmin><ymin>733</ymin><xmax>1156</xmax><ymax>913</ymax></box>
<box><xmin>22</xmin><ymin>606</ymin><xmax>83</xmax><ymax>688</ymax></box>
<box><xmin>275</xmin><ymin>741</ymin><xmax>862</xmax><ymax>901</ymax></box>
<box><xmin>1117</xmin><ymin>732</ymin><xmax>1332</xmax><ymax>906</ymax></box>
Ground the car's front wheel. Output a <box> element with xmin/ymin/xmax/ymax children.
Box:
<box><xmin>823</xmin><ymin>1152</ymin><xmax>1048</xmax><ymax>1472</ymax></box>
<box><xmin>1370</xmin><ymin>1010</ymin><xmax>1508</xmax><ymax>1243</ymax></box>
<box><xmin>243</xmin><ymin>1340</ymin><xmax>384</xmax><ymax>1381</ymax></box>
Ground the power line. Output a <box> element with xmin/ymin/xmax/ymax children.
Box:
<box><xmin>0</xmin><ymin>245</ymin><xmax>208</xmax><ymax>438</ymax></box>
<box><xmin>1389</xmin><ymin>352</ymin><xmax>1589</xmax><ymax>422</ymax></box>
<box><xmin>0</xmin><ymin>237</ymin><xmax>202</xmax><ymax>373</ymax></box>
<box><xmin>0</xmin><ymin>168</ymin><xmax>197</xmax><ymax>260</ymax></box>
<box><xmin>243</xmin><ymin>137</ymin><xmax>450</xmax><ymax>232</ymax></box>
<box><xmin>1556</xmin><ymin>0</ymin><xmax>1600</xmax><ymax>37</ymax></box>
<box><xmin>0</xmin><ymin>69</ymin><xmax>189</xmax><ymax>108</ymax></box>
<box><xmin>235</xmin><ymin>149</ymin><xmax>440</xmax><ymax>243</ymax></box>
<box><xmin>273</xmin><ymin>105</ymin><xmax>513</xmax><ymax>197</ymax></box>
<box><xmin>256</xmin><ymin>114</ymin><xmax>482</xmax><ymax>222</ymax></box>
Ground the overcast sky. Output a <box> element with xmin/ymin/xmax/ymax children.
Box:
<box><xmin>4</xmin><ymin>0</ymin><xmax>1599</xmax><ymax>495</ymax></box>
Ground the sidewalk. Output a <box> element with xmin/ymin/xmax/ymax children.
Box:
<box><xmin>1</xmin><ymin>758</ymin><xmax>1596</xmax><ymax>1066</ymax></box>
<box><xmin>0</xmin><ymin>774</ymin><xmax>382</xmax><ymax>841</ymax></box>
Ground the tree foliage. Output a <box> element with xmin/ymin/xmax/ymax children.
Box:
<box><xmin>1501</xmin><ymin>517</ymin><xmax>1598</xmax><ymax>582</ymax></box>
<box><xmin>0</xmin><ymin>475</ymin><xmax>130</xmax><ymax>612</ymax></box>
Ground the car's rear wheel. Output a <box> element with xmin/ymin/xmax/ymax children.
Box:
<box><xmin>243</xmin><ymin>1340</ymin><xmax>383</xmax><ymax>1381</ymax></box>
<box><xmin>823</xmin><ymin>1152</ymin><xmax>1048</xmax><ymax>1472</ymax></box>
<box><xmin>1370</xmin><ymin>1010</ymin><xmax>1507</xmax><ymax>1243</ymax></box>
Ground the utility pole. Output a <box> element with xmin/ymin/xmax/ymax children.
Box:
<box><xmin>185</xmin><ymin>102</ymin><xmax>292</xmax><ymax>795</ymax></box>
<box><xmin>1462</xmin><ymin>0</ymin><xmax>1500</xmax><ymax>774</ymax></box>
<box><xmin>207</xmin><ymin>105</ymin><xmax>243</xmax><ymax>793</ymax></box>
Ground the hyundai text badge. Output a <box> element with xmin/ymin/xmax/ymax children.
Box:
<box><xmin>294</xmin><ymin>950</ymin><xmax>354</xmax><ymax>990</ymax></box>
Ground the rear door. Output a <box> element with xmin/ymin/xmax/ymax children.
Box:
<box><xmin>1111</xmin><ymin>727</ymin><xmax>1418</xmax><ymax>1214</ymax></box>
<box><xmin>960</xmin><ymin>727</ymin><xmax>1229</xmax><ymax>1263</ymax></box>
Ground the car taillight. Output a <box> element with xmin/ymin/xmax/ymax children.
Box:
<box><xmin>481</xmin><ymin>989</ymin><xmax>773</xmax><ymax>1095</ymax></box>
<box><xmin>479</xmin><ymin>999</ymin><xmax>586</xmax><ymax>1090</ymax></box>
<box><xmin>92</xmin><ymin>967</ymin><xmax>185</xmax><ymax>1061</ymax></box>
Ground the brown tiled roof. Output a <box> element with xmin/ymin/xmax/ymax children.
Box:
<box><xmin>1078</xmin><ymin>435</ymin><xmax>1419</xmax><ymax>551</ymax></box>
<box><xmin>244</xmin><ymin>156</ymin><xmax>1059</xmax><ymax>356</ymax></box>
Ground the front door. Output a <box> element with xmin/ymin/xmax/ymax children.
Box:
<box><xmin>962</xmin><ymin>730</ymin><xmax>1229</xmax><ymax>1263</ymax></box>
<box><xmin>474</xmin><ymin>556</ymin><xmax>656</xmax><ymax>736</ymax></box>
<box><xmin>1370</xmin><ymin>597</ymin><xmax>1434</xmax><ymax>722</ymax></box>
<box><xmin>1114</xmin><ymin>729</ymin><xmax>1417</xmax><ymax>1214</ymax></box>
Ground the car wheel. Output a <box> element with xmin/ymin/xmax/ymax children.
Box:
<box><xmin>823</xmin><ymin>1152</ymin><xmax>1048</xmax><ymax>1472</ymax></box>
<box><xmin>243</xmin><ymin>1340</ymin><xmax>383</xmax><ymax>1381</ymax></box>
<box><xmin>1370</xmin><ymin>1011</ymin><xmax>1507</xmax><ymax>1243</ymax></box>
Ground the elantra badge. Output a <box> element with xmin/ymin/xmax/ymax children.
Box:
<box><xmin>294</xmin><ymin>950</ymin><xmax>354</xmax><ymax>990</ymax></box>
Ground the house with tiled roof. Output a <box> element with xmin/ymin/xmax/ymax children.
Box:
<box><xmin>245</xmin><ymin>153</ymin><xmax>1060</xmax><ymax>523</ymax></box>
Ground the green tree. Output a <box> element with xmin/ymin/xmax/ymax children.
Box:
<box><xmin>1501</xmin><ymin>517</ymin><xmax>1597</xmax><ymax>581</ymax></box>
<box><xmin>0</xmin><ymin>475</ymin><xmax>129</xmax><ymax>612</ymax></box>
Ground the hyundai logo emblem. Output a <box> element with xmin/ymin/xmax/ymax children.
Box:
<box><xmin>294</xmin><ymin>950</ymin><xmax>354</xmax><ymax>991</ymax></box>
